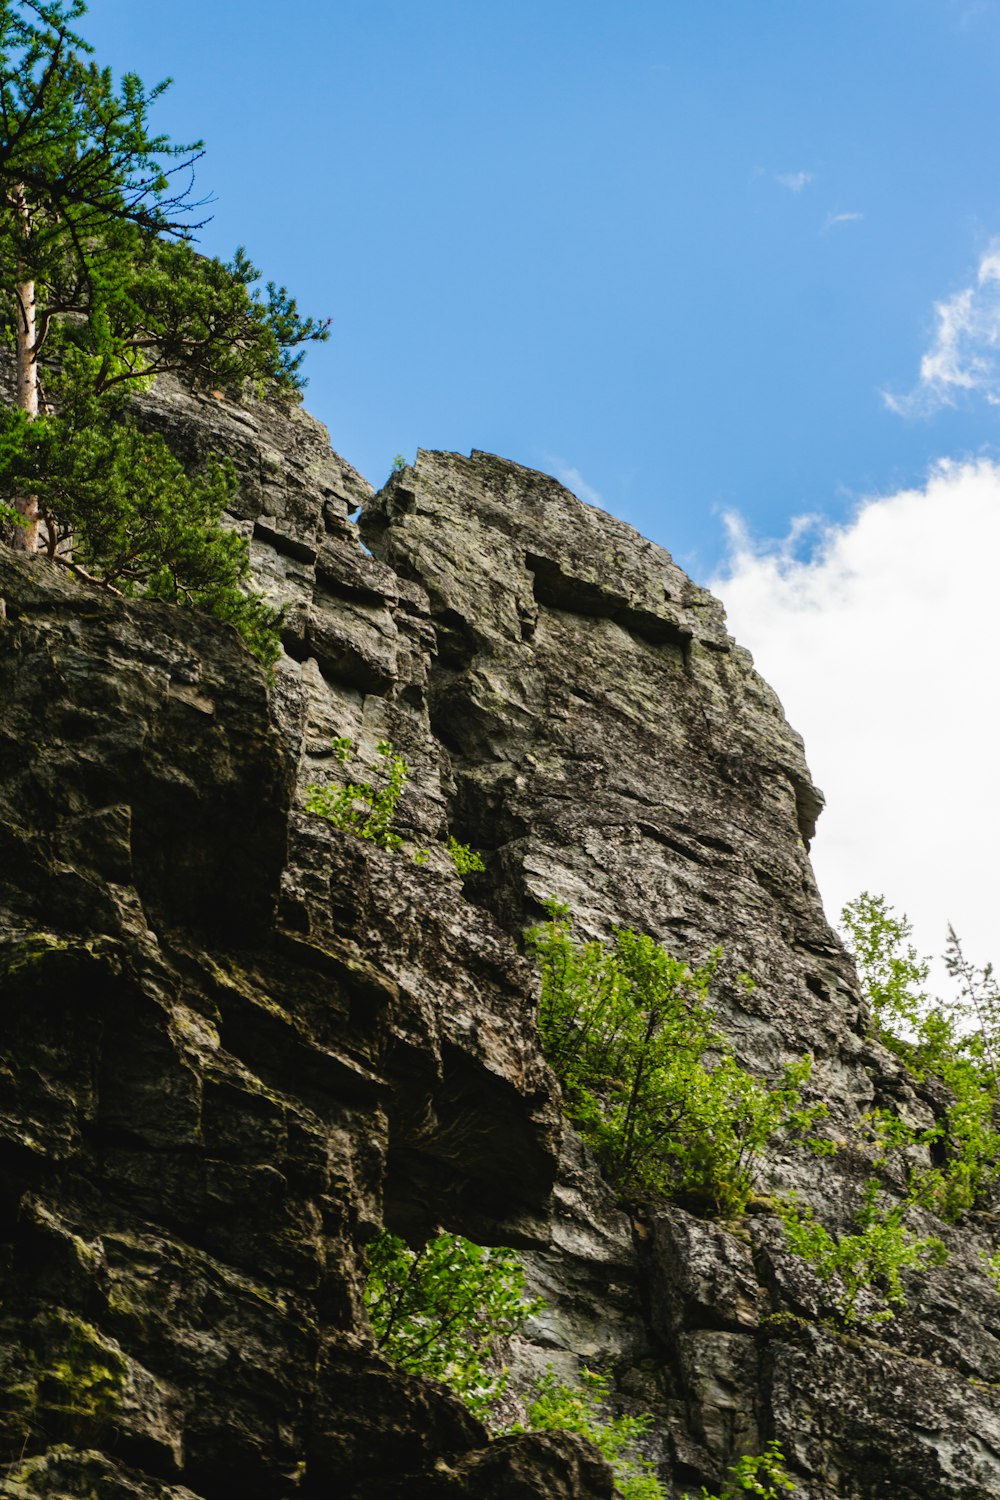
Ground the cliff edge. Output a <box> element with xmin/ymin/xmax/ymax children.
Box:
<box><xmin>1</xmin><ymin>385</ymin><xmax>999</xmax><ymax>1499</ymax></box>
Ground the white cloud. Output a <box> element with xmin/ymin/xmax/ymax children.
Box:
<box><xmin>885</xmin><ymin>243</ymin><xmax>1000</xmax><ymax>415</ymax></box>
<box><xmin>776</xmin><ymin>171</ymin><xmax>814</xmax><ymax>193</ymax></box>
<box><xmin>821</xmin><ymin>210</ymin><xmax>864</xmax><ymax>233</ymax></box>
<box><xmin>544</xmin><ymin>457</ymin><xmax>605</xmax><ymax>508</ymax></box>
<box><xmin>710</xmin><ymin>460</ymin><xmax>1000</xmax><ymax>987</ymax></box>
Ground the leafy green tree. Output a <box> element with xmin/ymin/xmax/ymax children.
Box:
<box><xmin>362</xmin><ymin>1230</ymin><xmax>666</xmax><ymax>1498</ymax></box>
<box><xmin>842</xmin><ymin>893</ymin><xmax>1000</xmax><ymax>1220</ymax></box>
<box><xmin>689</xmin><ymin>1442</ymin><xmax>796</xmax><ymax>1500</ymax></box>
<box><xmin>363</xmin><ymin>1230</ymin><xmax>541</xmax><ymax>1420</ymax></box>
<box><xmin>774</xmin><ymin>892</ymin><xmax>1000</xmax><ymax>1328</ymax></box>
<box><xmin>841</xmin><ymin>893</ymin><xmax>930</xmax><ymax>1041</ymax></box>
<box><xmin>524</xmin><ymin>1367</ymin><xmax>664</xmax><ymax>1500</ymax></box>
<box><xmin>2</xmin><ymin>0</ymin><xmax>192</xmax><ymax>545</ymax></box>
<box><xmin>0</xmin><ymin>0</ymin><xmax>326</xmax><ymax>662</ymax></box>
<box><xmin>776</xmin><ymin>1179</ymin><xmax>947</xmax><ymax>1325</ymax></box>
<box><xmin>526</xmin><ymin>903</ymin><xmax>828</xmax><ymax>1216</ymax></box>
<box><xmin>944</xmin><ymin>924</ymin><xmax>1000</xmax><ymax>1090</ymax></box>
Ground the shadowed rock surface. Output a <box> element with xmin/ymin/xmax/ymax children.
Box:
<box><xmin>1</xmin><ymin>390</ymin><xmax>1000</xmax><ymax>1498</ymax></box>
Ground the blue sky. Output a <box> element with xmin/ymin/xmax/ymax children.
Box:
<box><xmin>82</xmin><ymin>0</ymin><xmax>1000</xmax><ymax>574</ymax></box>
<box><xmin>76</xmin><ymin>1</ymin><xmax>1000</xmax><ymax>975</ymax></box>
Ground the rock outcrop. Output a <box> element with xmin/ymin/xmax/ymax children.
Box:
<box><xmin>2</xmin><ymin>384</ymin><xmax>999</xmax><ymax>1499</ymax></box>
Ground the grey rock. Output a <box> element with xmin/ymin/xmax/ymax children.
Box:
<box><xmin>3</xmin><ymin>386</ymin><xmax>1000</xmax><ymax>1500</ymax></box>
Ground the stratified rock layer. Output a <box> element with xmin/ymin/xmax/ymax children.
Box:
<box><xmin>1</xmin><ymin>399</ymin><xmax>999</xmax><ymax>1500</ymax></box>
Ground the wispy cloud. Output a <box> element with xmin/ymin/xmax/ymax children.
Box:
<box><xmin>884</xmin><ymin>242</ymin><xmax>1000</xmax><ymax>416</ymax></box>
<box><xmin>541</xmin><ymin>456</ymin><xmax>605</xmax><ymax>508</ymax></box>
<box><xmin>821</xmin><ymin>210</ymin><xmax>864</xmax><ymax>233</ymax></box>
<box><xmin>775</xmin><ymin>170</ymin><xmax>814</xmax><ymax>193</ymax></box>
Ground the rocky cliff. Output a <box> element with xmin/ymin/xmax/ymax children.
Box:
<box><xmin>1</xmin><ymin>382</ymin><xmax>999</xmax><ymax>1499</ymax></box>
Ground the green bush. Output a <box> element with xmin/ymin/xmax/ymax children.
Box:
<box><xmin>447</xmin><ymin>836</ymin><xmax>486</xmax><ymax>876</ymax></box>
<box><xmin>363</xmin><ymin>1230</ymin><xmax>540</xmax><ymax>1419</ymax></box>
<box><xmin>0</xmin><ymin>396</ymin><xmax>283</xmax><ymax>666</ymax></box>
<box><xmin>689</xmin><ymin>1442</ymin><xmax>796</xmax><ymax>1499</ymax></box>
<box><xmin>944</xmin><ymin>924</ymin><xmax>1000</xmax><ymax>1088</ymax></box>
<box><xmin>523</xmin><ymin>1367</ymin><xmax>663</xmax><ymax>1500</ymax></box>
<box><xmin>304</xmin><ymin>736</ymin><xmax>409</xmax><ymax>850</ymax></box>
<box><xmin>841</xmin><ymin>892</ymin><xmax>929</xmax><ymax>1042</ymax></box>
<box><xmin>525</xmin><ymin>903</ymin><xmax>828</xmax><ymax>1216</ymax></box>
<box><xmin>363</xmin><ymin>1228</ymin><xmax>667</xmax><ymax>1496</ymax></box>
<box><xmin>842</xmin><ymin>893</ymin><xmax>1000</xmax><ymax>1221</ymax></box>
<box><xmin>776</xmin><ymin>1178</ymin><xmax>947</xmax><ymax>1325</ymax></box>
<box><xmin>304</xmin><ymin>740</ymin><xmax>489</xmax><ymax>881</ymax></box>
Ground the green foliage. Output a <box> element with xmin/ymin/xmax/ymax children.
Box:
<box><xmin>841</xmin><ymin>892</ymin><xmax>929</xmax><ymax>1041</ymax></box>
<box><xmin>767</xmin><ymin>890</ymin><xmax>1000</xmax><ymax>1322</ymax></box>
<box><xmin>305</xmin><ymin>736</ymin><xmax>409</xmax><ymax>850</ymax></box>
<box><xmin>0</xmin><ymin>3</ymin><xmax>328</xmax><ymax>396</ymax></box>
<box><xmin>0</xmin><ymin>0</ymin><xmax>326</xmax><ymax>646</ymax></box>
<box><xmin>362</xmin><ymin>1230</ymin><xmax>540</xmax><ymax>1419</ymax></box>
<box><xmin>525</xmin><ymin>903</ymin><xmax>827</xmax><ymax>1216</ymax></box>
<box><xmin>0</xmin><ymin>395</ymin><xmax>282</xmax><ymax>664</ymax></box>
<box><xmin>944</xmin><ymin>924</ymin><xmax>1000</xmax><ymax>1090</ymax></box>
<box><xmin>391</xmin><ymin>453</ymin><xmax>407</xmax><ymax>472</ymax></box>
<box><xmin>447</xmin><ymin>835</ymin><xmax>485</xmax><ymax>876</ymax></box>
<box><xmin>304</xmin><ymin>741</ymin><xmax>490</xmax><ymax>879</ymax></box>
<box><xmin>57</xmin><ymin>236</ymin><xmax>330</xmax><ymax>401</ymax></box>
<box><xmin>523</xmin><ymin>1367</ymin><xmax>664</xmax><ymax>1500</ymax></box>
<box><xmin>842</xmin><ymin>893</ymin><xmax>1000</xmax><ymax>1221</ymax></box>
<box><xmin>364</xmin><ymin>1227</ymin><xmax>668</xmax><ymax>1496</ymax></box>
<box><xmin>690</xmin><ymin>1442</ymin><xmax>796</xmax><ymax>1499</ymax></box>
<box><xmin>777</xmin><ymin>1178</ymin><xmax>947</xmax><ymax>1325</ymax></box>
<box><xmin>0</xmin><ymin>0</ymin><xmax>197</xmax><ymax>284</ymax></box>
<box><xmin>983</xmin><ymin>1246</ymin><xmax>1000</xmax><ymax>1294</ymax></box>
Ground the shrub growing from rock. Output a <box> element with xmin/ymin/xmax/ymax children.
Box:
<box><xmin>526</xmin><ymin>902</ymin><xmax>827</xmax><ymax>1217</ymax></box>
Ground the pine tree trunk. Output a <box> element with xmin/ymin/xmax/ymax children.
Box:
<box><xmin>11</xmin><ymin>185</ymin><xmax>39</xmax><ymax>552</ymax></box>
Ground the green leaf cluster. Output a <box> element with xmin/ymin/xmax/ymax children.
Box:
<box><xmin>842</xmin><ymin>893</ymin><xmax>1000</xmax><ymax>1221</ymax></box>
<box><xmin>304</xmin><ymin>736</ymin><xmax>409</xmax><ymax>850</ymax></box>
<box><xmin>0</xmin><ymin>0</ymin><xmax>196</xmax><ymax>306</ymax></box>
<box><xmin>0</xmin><ymin>390</ymin><xmax>282</xmax><ymax>664</ymax></box>
<box><xmin>362</xmin><ymin>1230</ymin><xmax>541</xmax><ymax>1420</ymax></box>
<box><xmin>0</xmin><ymin>0</ymin><xmax>327</xmax><ymax>646</ymax></box>
<box><xmin>34</xmin><ymin>235</ymin><xmax>330</xmax><ymax>402</ymax></box>
<box><xmin>304</xmin><ymin>738</ymin><xmax>491</xmax><ymax>881</ymax></box>
<box><xmin>944</xmin><ymin>923</ymin><xmax>1000</xmax><ymax>1088</ymax></box>
<box><xmin>363</xmin><ymin>1231</ymin><xmax>666</xmax><ymax>1497</ymax></box>
<box><xmin>0</xmin><ymin>2</ymin><xmax>329</xmax><ymax>399</ymax></box>
<box><xmin>447</xmin><ymin>835</ymin><xmax>485</xmax><ymax>877</ymax></box>
<box><xmin>689</xmin><ymin>1442</ymin><xmax>796</xmax><ymax>1499</ymax></box>
<box><xmin>774</xmin><ymin>892</ymin><xmax>1000</xmax><ymax>1326</ymax></box>
<box><xmin>776</xmin><ymin>1178</ymin><xmax>946</xmax><ymax>1325</ymax></box>
<box><xmin>522</xmin><ymin>1367</ymin><xmax>664</xmax><ymax>1500</ymax></box>
<box><xmin>525</xmin><ymin>903</ymin><xmax>827</xmax><ymax>1217</ymax></box>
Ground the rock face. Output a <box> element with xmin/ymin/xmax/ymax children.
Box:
<box><xmin>2</xmin><ymin>391</ymin><xmax>1000</xmax><ymax>1499</ymax></box>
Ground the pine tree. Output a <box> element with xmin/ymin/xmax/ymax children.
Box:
<box><xmin>0</xmin><ymin>1</ymin><xmax>327</xmax><ymax>525</ymax></box>
<box><xmin>0</xmin><ymin>0</ymin><xmax>328</xmax><ymax>664</ymax></box>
